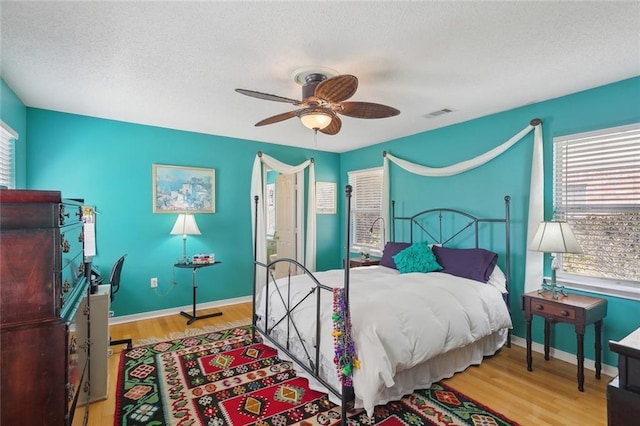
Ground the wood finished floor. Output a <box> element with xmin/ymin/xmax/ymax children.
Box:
<box><xmin>87</xmin><ymin>302</ymin><xmax>609</xmax><ymax>426</ymax></box>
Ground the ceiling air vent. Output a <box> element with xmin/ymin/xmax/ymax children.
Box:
<box><xmin>425</xmin><ymin>108</ymin><xmax>453</xmax><ymax>118</ymax></box>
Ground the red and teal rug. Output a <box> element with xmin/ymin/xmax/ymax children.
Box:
<box><xmin>115</xmin><ymin>326</ymin><xmax>519</xmax><ymax>425</ymax></box>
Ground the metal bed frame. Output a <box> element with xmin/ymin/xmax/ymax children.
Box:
<box><xmin>251</xmin><ymin>186</ymin><xmax>511</xmax><ymax>424</ymax></box>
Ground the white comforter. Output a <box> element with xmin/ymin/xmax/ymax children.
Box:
<box><xmin>256</xmin><ymin>265</ymin><xmax>512</xmax><ymax>415</ymax></box>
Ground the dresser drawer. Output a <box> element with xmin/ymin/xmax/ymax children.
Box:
<box><xmin>530</xmin><ymin>299</ymin><xmax>576</xmax><ymax>321</ymax></box>
<box><xmin>60</xmin><ymin>222</ymin><xmax>85</xmax><ymax>311</ymax></box>
<box><xmin>59</xmin><ymin>201</ymin><xmax>83</xmax><ymax>227</ymax></box>
<box><xmin>66</xmin><ymin>308</ymin><xmax>89</xmax><ymax>418</ymax></box>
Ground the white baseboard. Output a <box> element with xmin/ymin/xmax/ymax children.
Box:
<box><xmin>108</xmin><ymin>295</ymin><xmax>253</xmax><ymax>325</ymax></box>
<box><xmin>510</xmin><ymin>335</ymin><xmax>618</xmax><ymax>378</ymax></box>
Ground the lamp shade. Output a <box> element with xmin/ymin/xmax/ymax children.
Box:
<box><xmin>170</xmin><ymin>214</ymin><xmax>201</xmax><ymax>236</ymax></box>
<box><xmin>529</xmin><ymin>221</ymin><xmax>582</xmax><ymax>254</ymax></box>
<box><xmin>298</xmin><ymin>108</ymin><xmax>332</xmax><ymax>130</ymax></box>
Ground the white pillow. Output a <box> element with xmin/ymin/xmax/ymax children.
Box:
<box><xmin>487</xmin><ymin>265</ymin><xmax>508</xmax><ymax>294</ymax></box>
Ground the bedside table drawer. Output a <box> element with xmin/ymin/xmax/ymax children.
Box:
<box><xmin>531</xmin><ymin>300</ymin><xmax>576</xmax><ymax>320</ymax></box>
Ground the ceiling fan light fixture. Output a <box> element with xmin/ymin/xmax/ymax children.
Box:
<box><xmin>298</xmin><ymin>108</ymin><xmax>333</xmax><ymax>130</ymax></box>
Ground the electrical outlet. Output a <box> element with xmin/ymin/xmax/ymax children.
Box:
<box><xmin>150</xmin><ymin>277</ymin><xmax>158</xmax><ymax>288</ymax></box>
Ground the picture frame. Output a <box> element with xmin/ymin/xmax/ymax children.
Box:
<box><xmin>152</xmin><ymin>164</ymin><xmax>215</xmax><ymax>213</ymax></box>
<box><xmin>315</xmin><ymin>181</ymin><xmax>336</xmax><ymax>214</ymax></box>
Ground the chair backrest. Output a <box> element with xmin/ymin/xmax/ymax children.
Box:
<box><xmin>109</xmin><ymin>254</ymin><xmax>127</xmax><ymax>302</ymax></box>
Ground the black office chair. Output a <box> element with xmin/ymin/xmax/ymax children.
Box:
<box><xmin>107</xmin><ymin>254</ymin><xmax>132</xmax><ymax>349</ymax></box>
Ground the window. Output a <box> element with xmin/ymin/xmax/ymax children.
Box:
<box><xmin>0</xmin><ymin>121</ymin><xmax>18</xmax><ymax>189</ymax></box>
<box><xmin>348</xmin><ymin>167</ymin><xmax>383</xmax><ymax>254</ymax></box>
<box><xmin>554</xmin><ymin>123</ymin><xmax>639</xmax><ymax>299</ymax></box>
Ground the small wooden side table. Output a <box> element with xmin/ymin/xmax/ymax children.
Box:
<box><xmin>522</xmin><ymin>291</ymin><xmax>607</xmax><ymax>391</ymax></box>
<box><xmin>349</xmin><ymin>257</ymin><xmax>381</xmax><ymax>268</ymax></box>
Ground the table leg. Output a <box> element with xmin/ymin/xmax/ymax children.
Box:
<box><xmin>179</xmin><ymin>267</ymin><xmax>223</xmax><ymax>325</ymax></box>
<box><xmin>544</xmin><ymin>319</ymin><xmax>550</xmax><ymax>361</ymax></box>
<box><xmin>595</xmin><ymin>320</ymin><xmax>602</xmax><ymax>380</ymax></box>
<box><xmin>576</xmin><ymin>330</ymin><xmax>585</xmax><ymax>392</ymax></box>
<box><xmin>526</xmin><ymin>318</ymin><xmax>533</xmax><ymax>371</ymax></box>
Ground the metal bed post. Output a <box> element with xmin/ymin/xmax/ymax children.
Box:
<box><xmin>391</xmin><ymin>200</ymin><xmax>396</xmax><ymax>242</ymax></box>
<box><xmin>504</xmin><ymin>195</ymin><xmax>511</xmax><ymax>347</ymax></box>
<box><xmin>252</xmin><ymin>195</ymin><xmax>259</xmax><ymax>343</ymax></box>
<box><xmin>341</xmin><ymin>184</ymin><xmax>354</xmax><ymax>424</ymax></box>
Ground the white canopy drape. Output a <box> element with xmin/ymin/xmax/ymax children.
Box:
<box><xmin>382</xmin><ymin>121</ymin><xmax>543</xmax><ymax>293</ymax></box>
<box><xmin>251</xmin><ymin>153</ymin><xmax>316</xmax><ymax>292</ymax></box>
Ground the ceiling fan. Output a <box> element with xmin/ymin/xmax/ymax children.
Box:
<box><xmin>235</xmin><ymin>71</ymin><xmax>400</xmax><ymax>135</ymax></box>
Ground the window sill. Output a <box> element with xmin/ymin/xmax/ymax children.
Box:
<box><xmin>555</xmin><ymin>277</ymin><xmax>640</xmax><ymax>302</ymax></box>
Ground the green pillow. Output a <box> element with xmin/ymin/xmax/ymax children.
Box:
<box><xmin>392</xmin><ymin>242</ymin><xmax>442</xmax><ymax>274</ymax></box>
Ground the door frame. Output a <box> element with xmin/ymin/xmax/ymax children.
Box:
<box><xmin>268</xmin><ymin>169</ymin><xmax>304</xmax><ymax>269</ymax></box>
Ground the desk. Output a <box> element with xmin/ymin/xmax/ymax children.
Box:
<box><xmin>522</xmin><ymin>291</ymin><xmax>607</xmax><ymax>391</ymax></box>
<box><xmin>174</xmin><ymin>262</ymin><xmax>222</xmax><ymax>325</ymax></box>
<box><xmin>77</xmin><ymin>284</ymin><xmax>110</xmax><ymax>405</ymax></box>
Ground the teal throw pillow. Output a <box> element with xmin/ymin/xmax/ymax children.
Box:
<box><xmin>392</xmin><ymin>242</ymin><xmax>442</xmax><ymax>274</ymax></box>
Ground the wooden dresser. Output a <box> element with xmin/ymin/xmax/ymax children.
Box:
<box><xmin>608</xmin><ymin>327</ymin><xmax>640</xmax><ymax>425</ymax></box>
<box><xmin>0</xmin><ymin>189</ymin><xmax>92</xmax><ymax>425</ymax></box>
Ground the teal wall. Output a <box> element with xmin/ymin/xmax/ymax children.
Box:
<box><xmin>2</xmin><ymin>75</ymin><xmax>638</xmax><ymax>367</ymax></box>
<box><xmin>23</xmin><ymin>108</ymin><xmax>341</xmax><ymax>316</ymax></box>
<box><xmin>0</xmin><ymin>79</ymin><xmax>27</xmax><ymax>188</ymax></box>
<box><xmin>340</xmin><ymin>76</ymin><xmax>640</xmax><ymax>367</ymax></box>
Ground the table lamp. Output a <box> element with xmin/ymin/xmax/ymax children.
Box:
<box><xmin>529</xmin><ymin>221</ymin><xmax>582</xmax><ymax>299</ymax></box>
<box><xmin>369</xmin><ymin>216</ymin><xmax>386</xmax><ymax>249</ymax></box>
<box><xmin>170</xmin><ymin>214</ymin><xmax>201</xmax><ymax>264</ymax></box>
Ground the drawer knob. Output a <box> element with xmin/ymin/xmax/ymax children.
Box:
<box><xmin>535</xmin><ymin>304</ymin><xmax>544</xmax><ymax>311</ymax></box>
<box><xmin>66</xmin><ymin>382</ymin><xmax>75</xmax><ymax>402</ymax></box>
<box><xmin>561</xmin><ymin>310</ymin><xmax>570</xmax><ymax>317</ymax></box>
<box><xmin>61</xmin><ymin>235</ymin><xmax>70</xmax><ymax>253</ymax></box>
<box><xmin>69</xmin><ymin>335</ymin><xmax>78</xmax><ymax>354</ymax></box>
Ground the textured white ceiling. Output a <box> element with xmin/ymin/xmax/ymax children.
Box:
<box><xmin>1</xmin><ymin>1</ymin><xmax>639</xmax><ymax>153</ymax></box>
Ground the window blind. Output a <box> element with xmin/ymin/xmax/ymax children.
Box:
<box><xmin>554</xmin><ymin>123</ymin><xmax>640</xmax><ymax>284</ymax></box>
<box><xmin>348</xmin><ymin>167</ymin><xmax>383</xmax><ymax>253</ymax></box>
<box><xmin>0</xmin><ymin>121</ymin><xmax>18</xmax><ymax>189</ymax></box>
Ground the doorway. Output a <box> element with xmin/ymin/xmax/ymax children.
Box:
<box><xmin>265</xmin><ymin>170</ymin><xmax>304</xmax><ymax>279</ymax></box>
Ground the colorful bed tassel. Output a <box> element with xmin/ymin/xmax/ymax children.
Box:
<box><xmin>332</xmin><ymin>287</ymin><xmax>359</xmax><ymax>387</ymax></box>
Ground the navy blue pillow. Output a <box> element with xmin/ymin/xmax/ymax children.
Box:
<box><xmin>431</xmin><ymin>246</ymin><xmax>498</xmax><ymax>283</ymax></box>
<box><xmin>380</xmin><ymin>242</ymin><xmax>411</xmax><ymax>269</ymax></box>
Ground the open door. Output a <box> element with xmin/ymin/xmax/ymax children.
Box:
<box><xmin>274</xmin><ymin>173</ymin><xmax>299</xmax><ymax>278</ymax></box>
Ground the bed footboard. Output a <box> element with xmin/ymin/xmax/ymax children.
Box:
<box><xmin>251</xmin><ymin>186</ymin><xmax>355</xmax><ymax>424</ymax></box>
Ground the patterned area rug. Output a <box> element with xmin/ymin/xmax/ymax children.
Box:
<box><xmin>115</xmin><ymin>326</ymin><xmax>519</xmax><ymax>425</ymax></box>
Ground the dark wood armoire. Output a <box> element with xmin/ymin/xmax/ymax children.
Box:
<box><xmin>608</xmin><ymin>327</ymin><xmax>640</xmax><ymax>425</ymax></box>
<box><xmin>0</xmin><ymin>189</ymin><xmax>91</xmax><ymax>425</ymax></box>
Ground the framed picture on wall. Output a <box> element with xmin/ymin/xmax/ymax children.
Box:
<box><xmin>152</xmin><ymin>164</ymin><xmax>215</xmax><ymax>213</ymax></box>
<box><xmin>316</xmin><ymin>181</ymin><xmax>336</xmax><ymax>214</ymax></box>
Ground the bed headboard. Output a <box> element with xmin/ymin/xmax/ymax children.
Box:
<box><xmin>391</xmin><ymin>195</ymin><xmax>512</xmax><ymax>338</ymax></box>
<box><xmin>391</xmin><ymin>196</ymin><xmax>510</xmax><ymax>247</ymax></box>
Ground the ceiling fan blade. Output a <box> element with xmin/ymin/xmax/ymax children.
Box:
<box><xmin>315</xmin><ymin>75</ymin><xmax>358</xmax><ymax>103</ymax></box>
<box><xmin>339</xmin><ymin>101</ymin><xmax>400</xmax><ymax>119</ymax></box>
<box><xmin>320</xmin><ymin>114</ymin><xmax>342</xmax><ymax>135</ymax></box>
<box><xmin>255</xmin><ymin>110</ymin><xmax>298</xmax><ymax>126</ymax></box>
<box><xmin>235</xmin><ymin>88</ymin><xmax>301</xmax><ymax>105</ymax></box>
